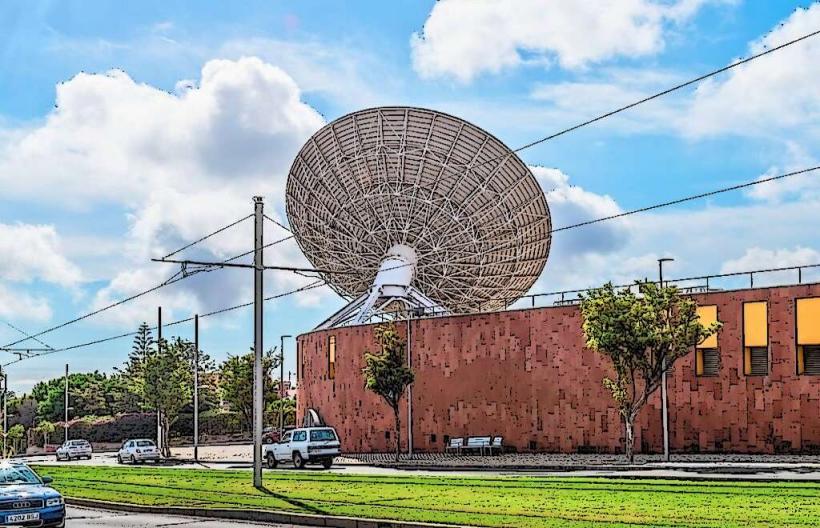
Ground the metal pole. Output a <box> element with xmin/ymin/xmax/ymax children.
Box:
<box><xmin>157</xmin><ymin>307</ymin><xmax>162</xmax><ymax>452</ymax></box>
<box><xmin>279</xmin><ymin>338</ymin><xmax>284</xmax><ymax>434</ymax></box>
<box><xmin>253</xmin><ymin>196</ymin><xmax>264</xmax><ymax>488</ymax></box>
<box><xmin>658</xmin><ymin>259</ymin><xmax>671</xmax><ymax>462</ymax></box>
<box><xmin>194</xmin><ymin>314</ymin><xmax>199</xmax><ymax>463</ymax></box>
<box><xmin>406</xmin><ymin>317</ymin><xmax>413</xmax><ymax>457</ymax></box>
<box><xmin>2</xmin><ymin>372</ymin><xmax>7</xmax><ymax>457</ymax></box>
<box><xmin>64</xmin><ymin>364</ymin><xmax>69</xmax><ymax>443</ymax></box>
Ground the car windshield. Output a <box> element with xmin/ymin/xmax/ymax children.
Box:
<box><xmin>136</xmin><ymin>440</ymin><xmax>155</xmax><ymax>447</ymax></box>
<box><xmin>0</xmin><ymin>465</ymin><xmax>41</xmax><ymax>485</ymax></box>
<box><xmin>310</xmin><ymin>429</ymin><xmax>337</xmax><ymax>442</ymax></box>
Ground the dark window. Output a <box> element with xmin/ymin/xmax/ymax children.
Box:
<box><xmin>700</xmin><ymin>348</ymin><xmax>720</xmax><ymax>377</ymax></box>
<box><xmin>747</xmin><ymin>347</ymin><xmax>768</xmax><ymax>376</ymax></box>
<box><xmin>528</xmin><ymin>440</ymin><xmax>537</xmax><ymax>451</ymax></box>
<box><xmin>430</xmin><ymin>434</ymin><xmax>437</xmax><ymax>443</ymax></box>
<box><xmin>310</xmin><ymin>429</ymin><xmax>337</xmax><ymax>442</ymax></box>
<box><xmin>805</xmin><ymin>345</ymin><xmax>820</xmax><ymax>375</ymax></box>
<box><xmin>385</xmin><ymin>431</ymin><xmax>390</xmax><ymax>440</ymax></box>
<box><xmin>443</xmin><ymin>435</ymin><xmax>450</xmax><ymax>444</ymax></box>
<box><xmin>293</xmin><ymin>430</ymin><xmax>307</xmax><ymax>442</ymax></box>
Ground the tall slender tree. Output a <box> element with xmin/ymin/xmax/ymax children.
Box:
<box><xmin>362</xmin><ymin>324</ymin><xmax>414</xmax><ymax>462</ymax></box>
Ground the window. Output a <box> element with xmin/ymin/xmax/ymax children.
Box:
<box><xmin>746</xmin><ymin>347</ymin><xmax>769</xmax><ymax>376</ymax></box>
<box><xmin>699</xmin><ymin>348</ymin><xmax>720</xmax><ymax>377</ymax></box>
<box><xmin>696</xmin><ymin>305</ymin><xmax>719</xmax><ymax>376</ymax></box>
<box><xmin>797</xmin><ymin>298</ymin><xmax>820</xmax><ymax>375</ymax></box>
<box><xmin>743</xmin><ymin>301</ymin><xmax>768</xmax><ymax>376</ymax></box>
<box><xmin>803</xmin><ymin>346</ymin><xmax>820</xmax><ymax>376</ymax></box>
<box><xmin>309</xmin><ymin>429</ymin><xmax>337</xmax><ymax>442</ymax></box>
<box><xmin>293</xmin><ymin>430</ymin><xmax>307</xmax><ymax>442</ymax></box>
<box><xmin>431</xmin><ymin>434</ymin><xmax>437</xmax><ymax>443</ymax></box>
<box><xmin>328</xmin><ymin>335</ymin><xmax>336</xmax><ymax>380</ymax></box>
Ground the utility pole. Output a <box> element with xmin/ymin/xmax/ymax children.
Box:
<box><xmin>64</xmin><ymin>364</ymin><xmax>69</xmax><ymax>443</ymax></box>
<box><xmin>253</xmin><ymin>196</ymin><xmax>264</xmax><ymax>488</ymax></box>
<box><xmin>193</xmin><ymin>314</ymin><xmax>200</xmax><ymax>463</ymax></box>
<box><xmin>658</xmin><ymin>257</ymin><xmax>674</xmax><ymax>462</ymax></box>
<box><xmin>406</xmin><ymin>317</ymin><xmax>413</xmax><ymax>457</ymax></box>
<box><xmin>157</xmin><ymin>306</ymin><xmax>163</xmax><ymax>453</ymax></box>
<box><xmin>2</xmin><ymin>371</ymin><xmax>6</xmax><ymax>457</ymax></box>
<box><xmin>279</xmin><ymin>335</ymin><xmax>292</xmax><ymax>435</ymax></box>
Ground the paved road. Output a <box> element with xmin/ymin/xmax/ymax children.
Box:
<box><xmin>67</xmin><ymin>506</ymin><xmax>299</xmax><ymax>527</ymax></box>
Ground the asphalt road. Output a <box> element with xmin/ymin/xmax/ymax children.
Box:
<box><xmin>66</xmin><ymin>506</ymin><xmax>298</xmax><ymax>527</ymax></box>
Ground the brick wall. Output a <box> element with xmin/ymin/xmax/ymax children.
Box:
<box><xmin>297</xmin><ymin>283</ymin><xmax>820</xmax><ymax>454</ymax></box>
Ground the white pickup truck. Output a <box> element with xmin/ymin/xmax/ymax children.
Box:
<box><xmin>262</xmin><ymin>426</ymin><xmax>341</xmax><ymax>469</ymax></box>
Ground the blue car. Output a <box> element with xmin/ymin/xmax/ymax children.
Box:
<box><xmin>0</xmin><ymin>462</ymin><xmax>64</xmax><ymax>527</ymax></box>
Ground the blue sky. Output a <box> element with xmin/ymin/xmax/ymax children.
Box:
<box><xmin>1</xmin><ymin>1</ymin><xmax>819</xmax><ymax>392</ymax></box>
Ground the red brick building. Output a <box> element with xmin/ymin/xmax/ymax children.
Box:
<box><xmin>296</xmin><ymin>283</ymin><xmax>820</xmax><ymax>454</ymax></box>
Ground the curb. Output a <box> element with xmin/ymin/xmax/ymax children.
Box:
<box><xmin>66</xmin><ymin>498</ymin><xmax>464</xmax><ymax>528</ymax></box>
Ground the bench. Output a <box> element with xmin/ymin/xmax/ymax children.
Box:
<box><xmin>463</xmin><ymin>436</ymin><xmax>492</xmax><ymax>455</ymax></box>
<box><xmin>444</xmin><ymin>437</ymin><xmax>464</xmax><ymax>454</ymax></box>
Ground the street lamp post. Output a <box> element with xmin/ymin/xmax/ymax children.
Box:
<box><xmin>64</xmin><ymin>364</ymin><xmax>69</xmax><ymax>443</ymax></box>
<box><xmin>279</xmin><ymin>335</ymin><xmax>292</xmax><ymax>435</ymax></box>
<box><xmin>658</xmin><ymin>257</ymin><xmax>674</xmax><ymax>462</ymax></box>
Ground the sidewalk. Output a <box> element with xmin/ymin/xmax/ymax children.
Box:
<box><xmin>169</xmin><ymin>445</ymin><xmax>820</xmax><ymax>475</ymax></box>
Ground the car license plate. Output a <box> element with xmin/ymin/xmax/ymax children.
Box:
<box><xmin>6</xmin><ymin>512</ymin><xmax>40</xmax><ymax>522</ymax></box>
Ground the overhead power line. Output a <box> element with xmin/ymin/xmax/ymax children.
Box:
<box><xmin>2</xmin><ymin>280</ymin><xmax>327</xmax><ymax>366</ymax></box>
<box><xmin>4</xmin><ymin>230</ymin><xmax>298</xmax><ymax>349</ymax></box>
<box><xmin>510</xmin><ymin>27</ymin><xmax>820</xmax><ymax>156</ymax></box>
<box><xmin>550</xmin><ymin>166</ymin><xmax>820</xmax><ymax>233</ymax></box>
<box><xmin>162</xmin><ymin>214</ymin><xmax>252</xmax><ymax>260</ymax></box>
<box><xmin>263</xmin><ymin>214</ymin><xmax>292</xmax><ymax>233</ymax></box>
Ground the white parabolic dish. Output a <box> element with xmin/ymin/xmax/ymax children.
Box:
<box><xmin>286</xmin><ymin>106</ymin><xmax>551</xmax><ymax>321</ymax></box>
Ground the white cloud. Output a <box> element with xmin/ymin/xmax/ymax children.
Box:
<box><xmin>411</xmin><ymin>0</ymin><xmax>730</xmax><ymax>82</ymax></box>
<box><xmin>525</xmin><ymin>164</ymin><xmax>820</xmax><ymax>297</ymax></box>
<box><xmin>684</xmin><ymin>4</ymin><xmax>820</xmax><ymax>138</ymax></box>
<box><xmin>721</xmin><ymin>246</ymin><xmax>820</xmax><ymax>273</ymax></box>
<box><xmin>0</xmin><ymin>284</ymin><xmax>52</xmax><ymax>322</ymax></box>
<box><xmin>0</xmin><ymin>223</ymin><xmax>82</xmax><ymax>286</ymax></box>
<box><xmin>531</xmin><ymin>166</ymin><xmax>629</xmax><ymax>255</ymax></box>
<box><xmin>0</xmin><ymin>57</ymin><xmax>334</xmax><ymax>328</ymax></box>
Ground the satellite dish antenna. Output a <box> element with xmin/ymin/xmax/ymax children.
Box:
<box><xmin>286</xmin><ymin>107</ymin><xmax>551</xmax><ymax>327</ymax></box>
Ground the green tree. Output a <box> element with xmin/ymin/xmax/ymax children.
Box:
<box><xmin>362</xmin><ymin>324</ymin><xmax>414</xmax><ymax>461</ymax></box>
<box><xmin>117</xmin><ymin>322</ymin><xmax>156</xmax><ymax>410</ymax></box>
<box><xmin>580</xmin><ymin>282</ymin><xmax>721</xmax><ymax>462</ymax></box>
<box><xmin>143</xmin><ymin>337</ymin><xmax>193</xmax><ymax>457</ymax></box>
<box><xmin>5</xmin><ymin>424</ymin><xmax>24</xmax><ymax>456</ymax></box>
<box><xmin>35</xmin><ymin>420</ymin><xmax>56</xmax><ymax>447</ymax></box>
<box><xmin>218</xmin><ymin>348</ymin><xmax>280</xmax><ymax>433</ymax></box>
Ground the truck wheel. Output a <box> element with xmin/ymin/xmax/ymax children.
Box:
<box><xmin>322</xmin><ymin>459</ymin><xmax>332</xmax><ymax>469</ymax></box>
<box><xmin>117</xmin><ymin>455</ymin><xmax>123</xmax><ymax>464</ymax></box>
<box><xmin>266</xmin><ymin>452</ymin><xmax>278</xmax><ymax>469</ymax></box>
<box><xmin>292</xmin><ymin>451</ymin><xmax>305</xmax><ymax>469</ymax></box>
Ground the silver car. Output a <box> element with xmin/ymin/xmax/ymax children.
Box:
<box><xmin>55</xmin><ymin>439</ymin><xmax>92</xmax><ymax>461</ymax></box>
<box><xmin>117</xmin><ymin>439</ymin><xmax>161</xmax><ymax>464</ymax></box>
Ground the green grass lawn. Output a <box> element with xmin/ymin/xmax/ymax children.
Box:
<box><xmin>33</xmin><ymin>465</ymin><xmax>820</xmax><ymax>527</ymax></box>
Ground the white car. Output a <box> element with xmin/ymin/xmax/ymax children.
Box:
<box><xmin>117</xmin><ymin>439</ymin><xmax>161</xmax><ymax>464</ymax></box>
<box><xmin>263</xmin><ymin>427</ymin><xmax>340</xmax><ymax>469</ymax></box>
<box><xmin>55</xmin><ymin>439</ymin><xmax>93</xmax><ymax>461</ymax></box>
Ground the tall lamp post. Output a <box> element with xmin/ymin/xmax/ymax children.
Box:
<box><xmin>64</xmin><ymin>364</ymin><xmax>69</xmax><ymax>443</ymax></box>
<box><xmin>279</xmin><ymin>335</ymin><xmax>292</xmax><ymax>435</ymax></box>
<box><xmin>658</xmin><ymin>257</ymin><xmax>674</xmax><ymax>462</ymax></box>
